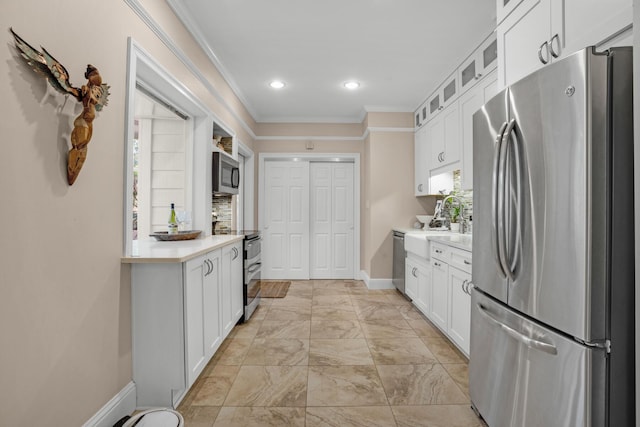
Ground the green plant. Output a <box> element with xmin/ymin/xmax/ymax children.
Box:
<box><xmin>450</xmin><ymin>205</ymin><xmax>461</xmax><ymax>223</ymax></box>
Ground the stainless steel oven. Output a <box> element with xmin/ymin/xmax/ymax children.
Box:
<box><xmin>243</xmin><ymin>233</ymin><xmax>261</xmax><ymax>321</ymax></box>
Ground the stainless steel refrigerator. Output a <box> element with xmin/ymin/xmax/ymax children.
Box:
<box><xmin>469</xmin><ymin>47</ymin><xmax>634</xmax><ymax>427</ymax></box>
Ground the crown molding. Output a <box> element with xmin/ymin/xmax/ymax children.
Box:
<box><xmin>124</xmin><ymin>0</ymin><xmax>259</xmax><ymax>140</ymax></box>
<box><xmin>124</xmin><ymin>0</ymin><xmax>415</xmax><ymax>143</ymax></box>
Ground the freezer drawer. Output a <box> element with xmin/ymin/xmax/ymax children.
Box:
<box><xmin>469</xmin><ymin>290</ymin><xmax>606</xmax><ymax>427</ymax></box>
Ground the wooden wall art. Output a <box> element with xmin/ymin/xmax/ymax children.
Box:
<box><xmin>10</xmin><ymin>28</ymin><xmax>110</xmax><ymax>185</ymax></box>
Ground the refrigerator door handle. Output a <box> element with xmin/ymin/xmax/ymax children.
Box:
<box><xmin>498</xmin><ymin>122</ymin><xmax>514</xmax><ymax>281</ymax></box>
<box><xmin>503</xmin><ymin>119</ymin><xmax>522</xmax><ymax>278</ymax></box>
<box><xmin>476</xmin><ymin>303</ymin><xmax>558</xmax><ymax>355</ymax></box>
<box><xmin>492</xmin><ymin>122</ymin><xmax>509</xmax><ymax>278</ymax></box>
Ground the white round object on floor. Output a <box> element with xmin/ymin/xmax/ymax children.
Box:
<box><xmin>122</xmin><ymin>409</ymin><xmax>184</xmax><ymax>427</ymax></box>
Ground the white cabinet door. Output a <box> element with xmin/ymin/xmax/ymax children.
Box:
<box><xmin>415</xmin><ymin>103</ymin><xmax>428</xmax><ymax>129</ymax></box>
<box><xmin>416</xmin><ymin>260</ymin><xmax>432</xmax><ymax>316</ymax></box>
<box><xmin>231</xmin><ymin>242</ymin><xmax>244</xmax><ymax>321</ymax></box>
<box><xmin>563</xmin><ymin>0</ymin><xmax>632</xmax><ymax>56</ymax></box>
<box><xmin>203</xmin><ymin>250</ymin><xmax>222</xmax><ymax>358</ymax></box>
<box><xmin>184</xmin><ymin>253</ymin><xmax>208</xmax><ymax>386</ymax></box>
<box><xmin>496</xmin><ymin>0</ymin><xmax>526</xmax><ymax>25</ymax></box>
<box><xmin>460</xmin><ymin>70</ymin><xmax>498</xmax><ymax>190</ymax></box>
<box><xmin>405</xmin><ymin>258</ymin><xmax>418</xmax><ymax>301</ymax></box>
<box><xmin>310</xmin><ymin>163</ymin><xmax>355</xmax><ymax>279</ymax></box>
<box><xmin>263</xmin><ymin>161</ymin><xmax>310</xmax><ymax>279</ymax></box>
<box><xmin>448</xmin><ymin>266</ymin><xmax>471</xmax><ymax>356</ymax></box>
<box><xmin>431</xmin><ymin>103</ymin><xmax>460</xmax><ymax>170</ymax></box>
<box><xmin>430</xmin><ymin>258</ymin><xmax>449</xmax><ymax>330</ymax></box>
<box><xmin>497</xmin><ymin>0</ymin><xmax>553</xmax><ymax>88</ymax></box>
<box><xmin>221</xmin><ymin>241</ymin><xmax>243</xmax><ymax>336</ymax></box>
<box><xmin>221</xmin><ymin>244</ymin><xmax>235</xmax><ymax>337</ymax></box>
<box><xmin>414</xmin><ymin>125</ymin><xmax>429</xmax><ymax>195</ymax></box>
<box><xmin>459</xmin><ymin>33</ymin><xmax>498</xmax><ymax>96</ymax></box>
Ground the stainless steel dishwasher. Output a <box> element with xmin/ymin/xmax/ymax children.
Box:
<box><xmin>392</xmin><ymin>231</ymin><xmax>406</xmax><ymax>296</ymax></box>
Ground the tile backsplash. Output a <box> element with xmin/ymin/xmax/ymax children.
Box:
<box><xmin>212</xmin><ymin>194</ymin><xmax>233</xmax><ymax>233</ymax></box>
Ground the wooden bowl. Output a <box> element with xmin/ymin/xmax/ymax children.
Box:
<box><xmin>149</xmin><ymin>230</ymin><xmax>202</xmax><ymax>241</ymax></box>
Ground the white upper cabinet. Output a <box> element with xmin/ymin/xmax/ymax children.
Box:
<box><xmin>460</xmin><ymin>70</ymin><xmax>498</xmax><ymax>190</ymax></box>
<box><xmin>429</xmin><ymin>102</ymin><xmax>460</xmax><ymax>170</ymax></box>
<box><xmin>427</xmin><ymin>72</ymin><xmax>459</xmax><ymax>122</ymax></box>
<box><xmin>497</xmin><ymin>0</ymin><xmax>632</xmax><ymax>88</ymax></box>
<box><xmin>414</xmin><ymin>102</ymin><xmax>428</xmax><ymax>130</ymax></box>
<box><xmin>496</xmin><ymin>0</ymin><xmax>526</xmax><ymax>25</ymax></box>
<box><xmin>563</xmin><ymin>0</ymin><xmax>632</xmax><ymax>55</ymax></box>
<box><xmin>414</xmin><ymin>124</ymin><xmax>430</xmax><ymax>196</ymax></box>
<box><xmin>497</xmin><ymin>0</ymin><xmax>557</xmax><ymax>88</ymax></box>
<box><xmin>458</xmin><ymin>33</ymin><xmax>498</xmax><ymax>96</ymax></box>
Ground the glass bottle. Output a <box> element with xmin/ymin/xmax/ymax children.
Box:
<box><xmin>168</xmin><ymin>203</ymin><xmax>178</xmax><ymax>235</ymax></box>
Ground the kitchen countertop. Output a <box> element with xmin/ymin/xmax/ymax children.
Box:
<box><xmin>122</xmin><ymin>235</ymin><xmax>245</xmax><ymax>264</ymax></box>
<box><xmin>427</xmin><ymin>234</ymin><xmax>472</xmax><ymax>251</ymax></box>
<box><xmin>394</xmin><ymin>226</ymin><xmax>473</xmax><ymax>252</ymax></box>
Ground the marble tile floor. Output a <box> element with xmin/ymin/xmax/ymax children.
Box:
<box><xmin>177</xmin><ymin>279</ymin><xmax>485</xmax><ymax>427</ymax></box>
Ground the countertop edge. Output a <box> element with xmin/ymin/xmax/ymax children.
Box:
<box><xmin>121</xmin><ymin>235</ymin><xmax>245</xmax><ymax>264</ymax></box>
<box><xmin>427</xmin><ymin>235</ymin><xmax>472</xmax><ymax>252</ymax></box>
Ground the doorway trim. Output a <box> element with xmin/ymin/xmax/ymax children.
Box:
<box><xmin>237</xmin><ymin>140</ymin><xmax>255</xmax><ymax>230</ymax></box>
<box><xmin>258</xmin><ymin>152</ymin><xmax>361</xmax><ymax>280</ymax></box>
<box><xmin>123</xmin><ymin>38</ymin><xmax>213</xmax><ymax>256</ymax></box>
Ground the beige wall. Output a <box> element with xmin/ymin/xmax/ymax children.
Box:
<box><xmin>362</xmin><ymin>130</ymin><xmax>436</xmax><ymax>278</ymax></box>
<box><xmin>0</xmin><ymin>1</ymin><xmax>255</xmax><ymax>425</ymax></box>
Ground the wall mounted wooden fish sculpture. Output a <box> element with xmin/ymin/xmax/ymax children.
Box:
<box><xmin>10</xmin><ymin>28</ymin><xmax>110</xmax><ymax>185</ymax></box>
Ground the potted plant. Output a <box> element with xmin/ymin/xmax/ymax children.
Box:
<box><xmin>450</xmin><ymin>205</ymin><xmax>461</xmax><ymax>232</ymax></box>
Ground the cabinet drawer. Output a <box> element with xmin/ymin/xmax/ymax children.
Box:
<box><xmin>431</xmin><ymin>242</ymin><xmax>449</xmax><ymax>262</ymax></box>
<box><xmin>449</xmin><ymin>247</ymin><xmax>472</xmax><ymax>274</ymax></box>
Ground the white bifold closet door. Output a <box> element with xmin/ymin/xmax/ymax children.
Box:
<box><xmin>310</xmin><ymin>163</ymin><xmax>354</xmax><ymax>279</ymax></box>
<box><xmin>263</xmin><ymin>161</ymin><xmax>310</xmax><ymax>279</ymax></box>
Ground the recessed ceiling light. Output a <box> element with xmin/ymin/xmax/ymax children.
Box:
<box><xmin>344</xmin><ymin>81</ymin><xmax>360</xmax><ymax>90</ymax></box>
<box><xmin>269</xmin><ymin>80</ymin><xmax>285</xmax><ymax>89</ymax></box>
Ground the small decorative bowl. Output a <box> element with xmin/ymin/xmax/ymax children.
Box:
<box><xmin>149</xmin><ymin>230</ymin><xmax>202</xmax><ymax>241</ymax></box>
<box><xmin>416</xmin><ymin>215</ymin><xmax>434</xmax><ymax>226</ymax></box>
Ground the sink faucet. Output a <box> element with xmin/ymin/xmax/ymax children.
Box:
<box><xmin>441</xmin><ymin>195</ymin><xmax>465</xmax><ymax>230</ymax></box>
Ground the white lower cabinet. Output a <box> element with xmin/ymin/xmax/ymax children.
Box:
<box><xmin>222</xmin><ymin>241</ymin><xmax>244</xmax><ymax>336</ymax></box>
<box><xmin>430</xmin><ymin>257</ymin><xmax>449</xmax><ymax>331</ymax></box>
<box><xmin>405</xmin><ymin>258</ymin><xmax>418</xmax><ymax>300</ymax></box>
<box><xmin>184</xmin><ymin>250</ymin><xmax>222</xmax><ymax>386</ymax></box>
<box><xmin>448</xmin><ymin>266</ymin><xmax>472</xmax><ymax>355</ymax></box>
<box><xmin>405</xmin><ymin>255</ymin><xmax>431</xmax><ymax>314</ymax></box>
<box><xmin>131</xmin><ymin>240</ymin><xmax>244</xmax><ymax>408</ymax></box>
<box><xmin>405</xmin><ymin>240</ymin><xmax>472</xmax><ymax>358</ymax></box>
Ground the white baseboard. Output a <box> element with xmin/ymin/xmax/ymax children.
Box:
<box><xmin>360</xmin><ymin>270</ymin><xmax>394</xmax><ymax>290</ymax></box>
<box><xmin>82</xmin><ymin>381</ymin><xmax>136</xmax><ymax>427</ymax></box>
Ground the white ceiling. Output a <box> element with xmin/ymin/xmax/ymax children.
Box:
<box><xmin>168</xmin><ymin>0</ymin><xmax>496</xmax><ymax>123</ymax></box>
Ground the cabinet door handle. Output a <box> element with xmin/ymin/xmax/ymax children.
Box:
<box><xmin>434</xmin><ymin>261</ymin><xmax>441</xmax><ymax>267</ymax></box>
<box><xmin>204</xmin><ymin>259</ymin><xmax>211</xmax><ymax>276</ymax></box>
<box><xmin>538</xmin><ymin>41</ymin><xmax>549</xmax><ymax>64</ymax></box>
<box><xmin>412</xmin><ymin>267</ymin><xmax>418</xmax><ymax>277</ymax></box>
<box><xmin>549</xmin><ymin>34</ymin><xmax>560</xmax><ymax>58</ymax></box>
<box><xmin>438</xmin><ymin>106</ymin><xmax>444</xmax><ymax>111</ymax></box>
<box><xmin>463</xmin><ymin>260</ymin><xmax>472</xmax><ymax>265</ymax></box>
<box><xmin>467</xmin><ymin>282</ymin><xmax>474</xmax><ymax>295</ymax></box>
<box><xmin>418</xmin><ymin>184</ymin><xmax>423</xmax><ymax>192</ymax></box>
<box><xmin>475</xmin><ymin>73</ymin><xmax>483</xmax><ymax>80</ymax></box>
<box><xmin>462</xmin><ymin>279</ymin><xmax>468</xmax><ymax>294</ymax></box>
<box><xmin>435</xmin><ymin>249</ymin><xmax>443</xmax><ymax>254</ymax></box>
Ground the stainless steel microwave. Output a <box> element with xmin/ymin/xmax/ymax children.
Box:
<box><xmin>213</xmin><ymin>152</ymin><xmax>239</xmax><ymax>195</ymax></box>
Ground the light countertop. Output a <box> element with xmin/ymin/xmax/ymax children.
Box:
<box><xmin>394</xmin><ymin>227</ymin><xmax>473</xmax><ymax>252</ymax></box>
<box><xmin>122</xmin><ymin>235</ymin><xmax>245</xmax><ymax>264</ymax></box>
<box><xmin>427</xmin><ymin>234</ymin><xmax>472</xmax><ymax>251</ymax></box>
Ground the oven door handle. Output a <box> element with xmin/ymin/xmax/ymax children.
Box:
<box><xmin>247</xmin><ymin>263</ymin><xmax>261</xmax><ymax>274</ymax></box>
